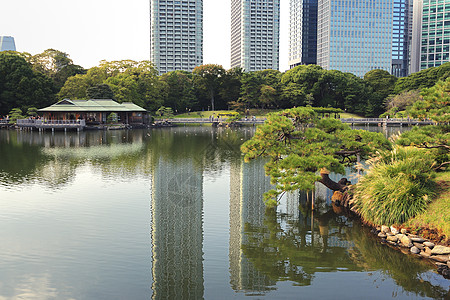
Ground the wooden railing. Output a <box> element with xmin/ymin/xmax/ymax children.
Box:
<box><xmin>16</xmin><ymin>119</ymin><xmax>86</xmax><ymax>128</ymax></box>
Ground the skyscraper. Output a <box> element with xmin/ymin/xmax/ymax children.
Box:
<box><xmin>289</xmin><ymin>0</ymin><xmax>318</xmax><ymax>68</ymax></box>
<box><xmin>392</xmin><ymin>0</ymin><xmax>413</xmax><ymax>77</ymax></box>
<box><xmin>317</xmin><ymin>0</ymin><xmax>394</xmax><ymax>77</ymax></box>
<box><xmin>410</xmin><ymin>0</ymin><xmax>423</xmax><ymax>73</ymax></box>
<box><xmin>231</xmin><ymin>0</ymin><xmax>280</xmax><ymax>71</ymax></box>
<box><xmin>0</xmin><ymin>36</ymin><xmax>16</xmax><ymax>51</ymax></box>
<box><xmin>417</xmin><ymin>0</ymin><xmax>450</xmax><ymax>71</ymax></box>
<box><xmin>150</xmin><ymin>0</ymin><xmax>203</xmax><ymax>75</ymax></box>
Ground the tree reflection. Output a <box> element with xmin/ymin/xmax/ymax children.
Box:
<box><xmin>242</xmin><ymin>203</ymin><xmax>449</xmax><ymax>298</ymax></box>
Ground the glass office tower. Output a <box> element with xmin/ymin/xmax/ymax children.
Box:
<box><xmin>392</xmin><ymin>0</ymin><xmax>413</xmax><ymax>77</ymax></box>
<box><xmin>419</xmin><ymin>0</ymin><xmax>450</xmax><ymax>70</ymax></box>
<box><xmin>289</xmin><ymin>0</ymin><xmax>318</xmax><ymax>68</ymax></box>
<box><xmin>317</xmin><ymin>0</ymin><xmax>394</xmax><ymax>77</ymax></box>
<box><xmin>150</xmin><ymin>0</ymin><xmax>203</xmax><ymax>75</ymax></box>
<box><xmin>0</xmin><ymin>36</ymin><xmax>16</xmax><ymax>51</ymax></box>
<box><xmin>231</xmin><ymin>0</ymin><xmax>280</xmax><ymax>71</ymax></box>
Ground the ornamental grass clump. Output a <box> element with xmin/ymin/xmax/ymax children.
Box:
<box><xmin>352</xmin><ymin>146</ymin><xmax>437</xmax><ymax>226</ymax></box>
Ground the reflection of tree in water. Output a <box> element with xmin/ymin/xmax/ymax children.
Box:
<box><xmin>241</xmin><ymin>205</ymin><xmax>362</xmax><ymax>286</ymax></box>
<box><xmin>242</xmin><ymin>203</ymin><xmax>449</xmax><ymax>298</ymax></box>
<box><xmin>346</xmin><ymin>224</ymin><xmax>450</xmax><ymax>299</ymax></box>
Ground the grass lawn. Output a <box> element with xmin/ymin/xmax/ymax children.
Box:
<box><xmin>404</xmin><ymin>171</ymin><xmax>450</xmax><ymax>244</ymax></box>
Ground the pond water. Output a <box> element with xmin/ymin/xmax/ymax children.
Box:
<box><xmin>0</xmin><ymin>126</ymin><xmax>448</xmax><ymax>299</ymax></box>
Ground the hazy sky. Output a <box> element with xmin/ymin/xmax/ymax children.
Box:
<box><xmin>1</xmin><ymin>0</ymin><xmax>289</xmax><ymax>71</ymax></box>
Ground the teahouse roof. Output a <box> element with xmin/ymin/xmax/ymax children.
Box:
<box><xmin>38</xmin><ymin>99</ymin><xmax>147</xmax><ymax>113</ymax></box>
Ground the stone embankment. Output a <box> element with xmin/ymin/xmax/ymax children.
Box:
<box><xmin>373</xmin><ymin>225</ymin><xmax>450</xmax><ymax>278</ymax></box>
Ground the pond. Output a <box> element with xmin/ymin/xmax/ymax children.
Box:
<box><xmin>0</xmin><ymin>126</ymin><xmax>448</xmax><ymax>299</ymax></box>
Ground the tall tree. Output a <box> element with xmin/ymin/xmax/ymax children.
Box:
<box><xmin>363</xmin><ymin>69</ymin><xmax>397</xmax><ymax>117</ymax></box>
<box><xmin>0</xmin><ymin>52</ymin><xmax>55</xmax><ymax>115</ymax></box>
<box><xmin>193</xmin><ymin>64</ymin><xmax>225</xmax><ymax>111</ymax></box>
<box><xmin>159</xmin><ymin>70</ymin><xmax>197</xmax><ymax>112</ymax></box>
<box><xmin>29</xmin><ymin>49</ymin><xmax>85</xmax><ymax>90</ymax></box>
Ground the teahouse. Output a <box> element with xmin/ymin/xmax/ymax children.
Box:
<box><xmin>38</xmin><ymin>99</ymin><xmax>148</xmax><ymax>126</ymax></box>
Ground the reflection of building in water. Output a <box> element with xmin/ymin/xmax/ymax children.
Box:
<box><xmin>229</xmin><ymin>158</ymin><xmax>275</xmax><ymax>294</ymax></box>
<box><xmin>151</xmin><ymin>157</ymin><xmax>204</xmax><ymax>300</ymax></box>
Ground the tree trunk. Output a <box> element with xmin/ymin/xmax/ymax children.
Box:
<box><xmin>318</xmin><ymin>170</ymin><xmax>350</xmax><ymax>192</ymax></box>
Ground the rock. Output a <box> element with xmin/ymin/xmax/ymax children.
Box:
<box><xmin>437</xmin><ymin>265</ymin><xmax>450</xmax><ymax>279</ymax></box>
<box><xmin>431</xmin><ymin>245</ymin><xmax>450</xmax><ymax>255</ymax></box>
<box><xmin>387</xmin><ymin>235</ymin><xmax>398</xmax><ymax>243</ymax></box>
<box><xmin>378</xmin><ymin>232</ymin><xmax>387</xmax><ymax>238</ymax></box>
<box><xmin>381</xmin><ymin>225</ymin><xmax>390</xmax><ymax>233</ymax></box>
<box><xmin>425</xmin><ymin>247</ymin><xmax>432</xmax><ymax>255</ymax></box>
<box><xmin>448</xmin><ymin>261</ymin><xmax>450</xmax><ymax>268</ymax></box>
<box><xmin>413</xmin><ymin>242</ymin><xmax>425</xmax><ymax>251</ymax></box>
<box><xmin>400</xmin><ymin>235</ymin><xmax>413</xmax><ymax>248</ymax></box>
<box><xmin>396</xmin><ymin>234</ymin><xmax>405</xmax><ymax>240</ymax></box>
<box><xmin>411</xmin><ymin>246</ymin><xmax>420</xmax><ymax>254</ymax></box>
<box><xmin>410</xmin><ymin>236</ymin><xmax>426</xmax><ymax>243</ymax></box>
<box><xmin>429</xmin><ymin>255</ymin><xmax>450</xmax><ymax>263</ymax></box>
<box><xmin>390</xmin><ymin>226</ymin><xmax>399</xmax><ymax>235</ymax></box>
<box><xmin>386</xmin><ymin>232</ymin><xmax>395</xmax><ymax>236</ymax></box>
<box><xmin>423</xmin><ymin>242</ymin><xmax>435</xmax><ymax>248</ymax></box>
<box><xmin>400</xmin><ymin>228</ymin><xmax>408</xmax><ymax>234</ymax></box>
<box><xmin>420</xmin><ymin>251</ymin><xmax>431</xmax><ymax>258</ymax></box>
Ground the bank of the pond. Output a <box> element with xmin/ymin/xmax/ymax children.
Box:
<box><xmin>354</xmin><ymin>171</ymin><xmax>450</xmax><ymax>279</ymax></box>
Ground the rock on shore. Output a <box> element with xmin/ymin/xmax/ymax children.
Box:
<box><xmin>372</xmin><ymin>226</ymin><xmax>450</xmax><ymax>279</ymax></box>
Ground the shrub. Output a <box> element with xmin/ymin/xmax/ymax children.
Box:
<box><xmin>352</xmin><ymin>146</ymin><xmax>436</xmax><ymax>226</ymax></box>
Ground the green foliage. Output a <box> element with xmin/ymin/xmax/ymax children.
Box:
<box><xmin>381</xmin><ymin>90</ymin><xmax>421</xmax><ymax>118</ymax></box>
<box><xmin>408</xmin><ymin>78</ymin><xmax>450</xmax><ymax>124</ymax></box>
<box><xmin>241</xmin><ymin>107</ymin><xmax>391</xmax><ymax>206</ymax></box>
<box><xmin>28</xmin><ymin>49</ymin><xmax>86</xmax><ymax>90</ymax></box>
<box><xmin>0</xmin><ymin>52</ymin><xmax>56</xmax><ymax>115</ymax></box>
<box><xmin>156</xmin><ymin>106</ymin><xmax>174</xmax><ymax>118</ymax></box>
<box><xmin>8</xmin><ymin>108</ymin><xmax>24</xmax><ymax>124</ymax></box>
<box><xmin>393</xmin><ymin>62</ymin><xmax>450</xmax><ymax>94</ymax></box>
<box><xmin>352</xmin><ymin>146</ymin><xmax>437</xmax><ymax>226</ymax></box>
<box><xmin>26</xmin><ymin>107</ymin><xmax>39</xmax><ymax>117</ymax></box>
<box><xmin>107</xmin><ymin>112</ymin><xmax>118</xmax><ymax>123</ymax></box>
<box><xmin>159</xmin><ymin>70</ymin><xmax>197</xmax><ymax>112</ymax></box>
<box><xmin>86</xmin><ymin>84</ymin><xmax>115</xmax><ymax>99</ymax></box>
<box><xmin>363</xmin><ymin>69</ymin><xmax>397</xmax><ymax>117</ymax></box>
<box><xmin>192</xmin><ymin>64</ymin><xmax>226</xmax><ymax>111</ymax></box>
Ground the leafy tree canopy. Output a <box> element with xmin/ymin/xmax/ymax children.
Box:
<box><xmin>241</xmin><ymin>107</ymin><xmax>391</xmax><ymax>206</ymax></box>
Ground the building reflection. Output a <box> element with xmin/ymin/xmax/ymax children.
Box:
<box><xmin>151</xmin><ymin>156</ymin><xmax>204</xmax><ymax>300</ymax></box>
<box><xmin>229</xmin><ymin>158</ymin><xmax>276</xmax><ymax>295</ymax></box>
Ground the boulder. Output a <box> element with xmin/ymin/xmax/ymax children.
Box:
<box><xmin>423</xmin><ymin>242</ymin><xmax>435</xmax><ymax>248</ymax></box>
<box><xmin>420</xmin><ymin>251</ymin><xmax>431</xmax><ymax>258</ymax></box>
<box><xmin>425</xmin><ymin>247</ymin><xmax>432</xmax><ymax>255</ymax></box>
<box><xmin>413</xmin><ymin>242</ymin><xmax>425</xmax><ymax>251</ymax></box>
<box><xmin>431</xmin><ymin>245</ymin><xmax>450</xmax><ymax>255</ymax></box>
<box><xmin>410</xmin><ymin>246</ymin><xmax>420</xmax><ymax>254</ymax></box>
<box><xmin>400</xmin><ymin>228</ymin><xmax>408</xmax><ymax>234</ymax></box>
<box><xmin>390</xmin><ymin>226</ymin><xmax>399</xmax><ymax>235</ymax></box>
<box><xmin>400</xmin><ymin>235</ymin><xmax>413</xmax><ymax>248</ymax></box>
<box><xmin>386</xmin><ymin>235</ymin><xmax>398</xmax><ymax>243</ymax></box>
<box><xmin>378</xmin><ymin>232</ymin><xmax>387</xmax><ymax>238</ymax></box>
<box><xmin>430</xmin><ymin>255</ymin><xmax>450</xmax><ymax>263</ymax></box>
<box><xmin>410</xmin><ymin>236</ymin><xmax>426</xmax><ymax>243</ymax></box>
<box><xmin>381</xmin><ymin>225</ymin><xmax>390</xmax><ymax>233</ymax></box>
<box><xmin>396</xmin><ymin>234</ymin><xmax>405</xmax><ymax>240</ymax></box>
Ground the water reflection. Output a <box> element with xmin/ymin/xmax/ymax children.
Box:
<box><xmin>0</xmin><ymin>126</ymin><xmax>449</xmax><ymax>299</ymax></box>
<box><xmin>242</xmin><ymin>194</ymin><xmax>449</xmax><ymax>298</ymax></box>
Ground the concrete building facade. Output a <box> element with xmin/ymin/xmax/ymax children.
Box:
<box><xmin>150</xmin><ymin>0</ymin><xmax>203</xmax><ymax>75</ymax></box>
<box><xmin>231</xmin><ymin>0</ymin><xmax>280</xmax><ymax>71</ymax></box>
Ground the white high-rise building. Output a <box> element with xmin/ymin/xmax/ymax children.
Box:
<box><xmin>317</xmin><ymin>0</ymin><xmax>394</xmax><ymax>77</ymax></box>
<box><xmin>150</xmin><ymin>0</ymin><xmax>203</xmax><ymax>75</ymax></box>
<box><xmin>231</xmin><ymin>0</ymin><xmax>280</xmax><ymax>71</ymax></box>
<box><xmin>0</xmin><ymin>36</ymin><xmax>16</xmax><ymax>51</ymax></box>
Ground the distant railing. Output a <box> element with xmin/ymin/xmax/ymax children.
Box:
<box><xmin>16</xmin><ymin>119</ymin><xmax>86</xmax><ymax>128</ymax></box>
<box><xmin>0</xmin><ymin>119</ymin><xmax>9</xmax><ymax>124</ymax></box>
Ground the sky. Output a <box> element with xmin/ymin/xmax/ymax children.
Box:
<box><xmin>1</xmin><ymin>0</ymin><xmax>290</xmax><ymax>72</ymax></box>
